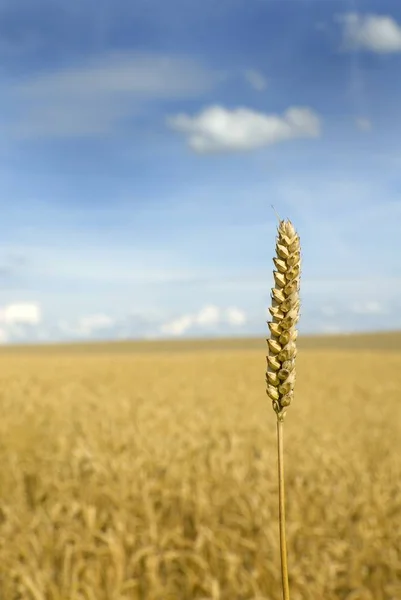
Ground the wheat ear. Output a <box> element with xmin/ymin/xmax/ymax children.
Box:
<box><xmin>266</xmin><ymin>219</ymin><xmax>301</xmax><ymax>600</ymax></box>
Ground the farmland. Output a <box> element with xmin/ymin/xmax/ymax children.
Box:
<box><xmin>0</xmin><ymin>333</ymin><xmax>400</xmax><ymax>599</ymax></box>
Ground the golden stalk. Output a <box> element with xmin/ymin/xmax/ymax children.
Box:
<box><xmin>266</xmin><ymin>219</ymin><xmax>301</xmax><ymax>600</ymax></box>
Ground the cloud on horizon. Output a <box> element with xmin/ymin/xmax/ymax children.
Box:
<box><xmin>1</xmin><ymin>282</ymin><xmax>401</xmax><ymax>345</ymax></box>
<box><xmin>0</xmin><ymin>302</ymin><xmax>42</xmax><ymax>343</ymax></box>
<box><xmin>160</xmin><ymin>304</ymin><xmax>247</xmax><ymax>336</ymax></box>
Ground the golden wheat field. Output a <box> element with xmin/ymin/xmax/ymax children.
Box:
<box><xmin>0</xmin><ymin>335</ymin><xmax>400</xmax><ymax>600</ymax></box>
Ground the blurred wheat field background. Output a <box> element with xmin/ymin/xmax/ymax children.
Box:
<box><xmin>0</xmin><ymin>338</ymin><xmax>400</xmax><ymax>600</ymax></box>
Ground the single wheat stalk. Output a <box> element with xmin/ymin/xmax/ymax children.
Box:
<box><xmin>266</xmin><ymin>218</ymin><xmax>301</xmax><ymax>600</ymax></box>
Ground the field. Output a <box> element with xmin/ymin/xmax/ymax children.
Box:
<box><xmin>0</xmin><ymin>333</ymin><xmax>400</xmax><ymax>600</ymax></box>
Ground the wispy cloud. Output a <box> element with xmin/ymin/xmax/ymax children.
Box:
<box><xmin>58</xmin><ymin>313</ymin><xmax>115</xmax><ymax>337</ymax></box>
<box><xmin>351</xmin><ymin>300</ymin><xmax>385</xmax><ymax>315</ymax></box>
<box><xmin>6</xmin><ymin>52</ymin><xmax>223</xmax><ymax>139</ymax></box>
<box><xmin>355</xmin><ymin>116</ymin><xmax>372</xmax><ymax>131</ymax></box>
<box><xmin>168</xmin><ymin>105</ymin><xmax>321</xmax><ymax>153</ymax></box>
<box><xmin>0</xmin><ymin>253</ymin><xmax>29</xmax><ymax>278</ymax></box>
<box><xmin>244</xmin><ymin>69</ymin><xmax>268</xmax><ymax>91</ymax></box>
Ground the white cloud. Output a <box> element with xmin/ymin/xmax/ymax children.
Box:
<box><xmin>339</xmin><ymin>13</ymin><xmax>401</xmax><ymax>53</ymax></box>
<box><xmin>355</xmin><ymin>117</ymin><xmax>372</xmax><ymax>131</ymax></box>
<box><xmin>168</xmin><ymin>105</ymin><xmax>321</xmax><ymax>153</ymax></box>
<box><xmin>225</xmin><ymin>306</ymin><xmax>247</xmax><ymax>325</ymax></box>
<box><xmin>320</xmin><ymin>305</ymin><xmax>337</xmax><ymax>317</ymax></box>
<box><xmin>57</xmin><ymin>320</ymin><xmax>76</xmax><ymax>336</ymax></box>
<box><xmin>196</xmin><ymin>305</ymin><xmax>220</xmax><ymax>326</ymax></box>
<box><xmin>57</xmin><ymin>313</ymin><xmax>115</xmax><ymax>338</ymax></box>
<box><xmin>160</xmin><ymin>305</ymin><xmax>221</xmax><ymax>336</ymax></box>
<box><xmin>0</xmin><ymin>303</ymin><xmax>41</xmax><ymax>325</ymax></box>
<box><xmin>244</xmin><ymin>69</ymin><xmax>268</xmax><ymax>91</ymax></box>
<box><xmin>160</xmin><ymin>314</ymin><xmax>194</xmax><ymax>336</ymax></box>
<box><xmin>351</xmin><ymin>301</ymin><xmax>384</xmax><ymax>315</ymax></box>
<box><xmin>77</xmin><ymin>313</ymin><xmax>115</xmax><ymax>335</ymax></box>
<box><xmin>9</xmin><ymin>52</ymin><xmax>221</xmax><ymax>139</ymax></box>
<box><xmin>160</xmin><ymin>304</ymin><xmax>247</xmax><ymax>337</ymax></box>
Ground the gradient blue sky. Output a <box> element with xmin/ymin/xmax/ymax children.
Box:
<box><xmin>0</xmin><ymin>0</ymin><xmax>400</xmax><ymax>343</ymax></box>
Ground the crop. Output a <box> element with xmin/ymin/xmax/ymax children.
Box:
<box><xmin>0</xmin><ymin>344</ymin><xmax>400</xmax><ymax>599</ymax></box>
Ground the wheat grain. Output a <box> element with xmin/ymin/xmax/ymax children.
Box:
<box><xmin>266</xmin><ymin>219</ymin><xmax>301</xmax><ymax>422</ymax></box>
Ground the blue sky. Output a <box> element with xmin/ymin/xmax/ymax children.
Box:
<box><xmin>0</xmin><ymin>0</ymin><xmax>401</xmax><ymax>343</ymax></box>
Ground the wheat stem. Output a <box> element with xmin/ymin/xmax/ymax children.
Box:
<box><xmin>277</xmin><ymin>417</ymin><xmax>290</xmax><ymax>600</ymax></box>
